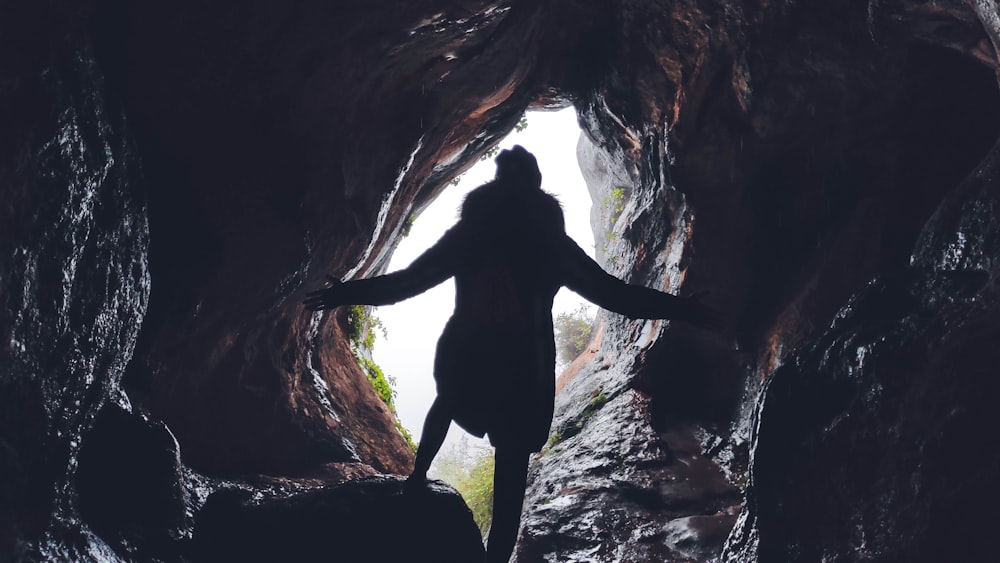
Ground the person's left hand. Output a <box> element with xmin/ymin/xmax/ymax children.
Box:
<box><xmin>303</xmin><ymin>275</ymin><xmax>346</xmax><ymax>311</ymax></box>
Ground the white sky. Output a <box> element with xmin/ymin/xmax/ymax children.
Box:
<box><xmin>371</xmin><ymin>107</ymin><xmax>595</xmax><ymax>445</ymax></box>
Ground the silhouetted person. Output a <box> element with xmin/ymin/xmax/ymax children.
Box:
<box><xmin>305</xmin><ymin>145</ymin><xmax>718</xmax><ymax>563</ymax></box>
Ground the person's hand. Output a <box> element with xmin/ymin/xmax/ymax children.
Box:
<box><xmin>677</xmin><ymin>290</ymin><xmax>724</xmax><ymax>332</ymax></box>
<box><xmin>303</xmin><ymin>275</ymin><xmax>346</xmax><ymax>311</ymax></box>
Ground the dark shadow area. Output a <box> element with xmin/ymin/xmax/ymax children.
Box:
<box><xmin>76</xmin><ymin>404</ymin><xmax>189</xmax><ymax>561</ymax></box>
<box><xmin>193</xmin><ymin>477</ymin><xmax>484</xmax><ymax>563</ymax></box>
<box><xmin>740</xmin><ymin>43</ymin><xmax>1000</xmax><ymax>343</ymax></box>
<box><xmin>887</xmin><ymin>42</ymin><xmax>1000</xmax><ymax>264</ymax></box>
<box><xmin>638</xmin><ymin>329</ymin><xmax>740</xmax><ymax>430</ymax></box>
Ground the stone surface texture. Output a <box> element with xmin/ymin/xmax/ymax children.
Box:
<box><xmin>2</xmin><ymin>0</ymin><xmax>1000</xmax><ymax>561</ymax></box>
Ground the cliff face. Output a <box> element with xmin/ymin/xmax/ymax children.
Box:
<box><xmin>3</xmin><ymin>0</ymin><xmax>1000</xmax><ymax>561</ymax></box>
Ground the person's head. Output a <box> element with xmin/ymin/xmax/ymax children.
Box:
<box><xmin>494</xmin><ymin>145</ymin><xmax>542</xmax><ymax>189</ymax></box>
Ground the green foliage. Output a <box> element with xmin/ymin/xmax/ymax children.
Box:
<box><xmin>538</xmin><ymin>392</ymin><xmax>608</xmax><ymax>459</ymax></box>
<box><xmin>515</xmin><ymin>115</ymin><xmax>529</xmax><ymax>132</ymax></box>
<box><xmin>400</xmin><ymin>212</ymin><xmax>416</xmax><ymax>238</ymax></box>
<box><xmin>455</xmin><ymin>451</ymin><xmax>495</xmax><ymax>535</ymax></box>
<box><xmin>481</xmin><ymin>144</ymin><xmax>501</xmax><ymax>161</ymax></box>
<box><xmin>346</xmin><ymin>305</ymin><xmax>385</xmax><ymax>350</ymax></box>
<box><xmin>345</xmin><ymin>305</ymin><xmax>416</xmax><ymax>452</ymax></box>
<box><xmin>445</xmin><ymin>114</ymin><xmax>529</xmax><ymax>188</ymax></box>
<box><xmin>554</xmin><ymin>305</ymin><xmax>595</xmax><ymax>364</ymax></box>
<box><xmin>602</xmin><ymin>231</ymin><xmax>618</xmax><ymax>259</ymax></box>
<box><xmin>568</xmin><ymin>390</ymin><xmax>609</xmax><ymax>434</ymax></box>
<box><xmin>583</xmin><ymin>390</ymin><xmax>608</xmax><ymax>420</ymax></box>
<box><xmin>548</xmin><ymin>430</ymin><xmax>563</xmax><ymax>446</ymax></box>
<box><xmin>429</xmin><ymin>440</ymin><xmax>495</xmax><ymax>536</ymax></box>
<box><xmin>599</xmin><ymin>186</ymin><xmax>628</xmax><ymax>261</ymax></box>
<box><xmin>346</xmin><ymin>305</ymin><xmax>367</xmax><ymax>344</ymax></box>
<box><xmin>538</xmin><ymin>430</ymin><xmax>564</xmax><ymax>457</ymax></box>
<box><xmin>356</xmin><ymin>355</ymin><xmax>396</xmax><ymax>411</ymax></box>
<box><xmin>395</xmin><ymin>420</ymin><xmax>418</xmax><ymax>454</ymax></box>
<box><xmin>602</xmin><ymin>186</ymin><xmax>627</xmax><ymax>226</ymax></box>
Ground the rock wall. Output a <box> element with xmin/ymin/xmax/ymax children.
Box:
<box><xmin>3</xmin><ymin>0</ymin><xmax>1000</xmax><ymax>561</ymax></box>
<box><xmin>1</xmin><ymin>6</ymin><xmax>150</xmax><ymax>558</ymax></box>
<box><xmin>112</xmin><ymin>0</ymin><xmax>602</xmax><ymax>478</ymax></box>
<box><xmin>519</xmin><ymin>0</ymin><xmax>1000</xmax><ymax>561</ymax></box>
<box><xmin>724</xmin><ymin>137</ymin><xmax>1000</xmax><ymax>561</ymax></box>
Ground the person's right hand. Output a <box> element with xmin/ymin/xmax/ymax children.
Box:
<box><xmin>303</xmin><ymin>275</ymin><xmax>346</xmax><ymax>311</ymax></box>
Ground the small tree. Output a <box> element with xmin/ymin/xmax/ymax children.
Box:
<box><xmin>554</xmin><ymin>305</ymin><xmax>594</xmax><ymax>365</ymax></box>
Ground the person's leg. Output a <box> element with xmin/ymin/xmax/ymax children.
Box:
<box><xmin>406</xmin><ymin>397</ymin><xmax>451</xmax><ymax>488</ymax></box>
<box><xmin>487</xmin><ymin>447</ymin><xmax>529</xmax><ymax>563</ymax></box>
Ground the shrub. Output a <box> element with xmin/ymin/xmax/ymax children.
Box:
<box><xmin>429</xmin><ymin>440</ymin><xmax>496</xmax><ymax>536</ymax></box>
<box><xmin>345</xmin><ymin>305</ymin><xmax>416</xmax><ymax>452</ymax></box>
<box><xmin>554</xmin><ymin>305</ymin><xmax>594</xmax><ymax>364</ymax></box>
<box><xmin>456</xmin><ymin>451</ymin><xmax>495</xmax><ymax>535</ymax></box>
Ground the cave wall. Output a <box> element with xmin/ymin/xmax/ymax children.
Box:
<box><xmin>724</xmin><ymin>136</ymin><xmax>1000</xmax><ymax>561</ymax></box>
<box><xmin>4</xmin><ymin>0</ymin><xmax>1000</xmax><ymax>561</ymax></box>
<box><xmin>1</xmin><ymin>6</ymin><xmax>150</xmax><ymax>558</ymax></box>
<box><xmin>517</xmin><ymin>0</ymin><xmax>1000</xmax><ymax>561</ymax></box>
<box><xmin>114</xmin><ymin>0</ymin><xmax>606</xmax><ymax>477</ymax></box>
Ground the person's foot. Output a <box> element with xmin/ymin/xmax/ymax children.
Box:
<box><xmin>403</xmin><ymin>472</ymin><xmax>427</xmax><ymax>494</ymax></box>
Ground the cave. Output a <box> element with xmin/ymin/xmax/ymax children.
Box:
<box><xmin>3</xmin><ymin>1</ymin><xmax>1000</xmax><ymax>561</ymax></box>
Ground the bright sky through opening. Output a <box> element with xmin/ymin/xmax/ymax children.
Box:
<box><xmin>371</xmin><ymin>108</ymin><xmax>594</xmax><ymax>444</ymax></box>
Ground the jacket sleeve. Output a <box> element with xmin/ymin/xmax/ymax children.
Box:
<box><xmin>560</xmin><ymin>235</ymin><xmax>692</xmax><ymax>320</ymax></box>
<box><xmin>337</xmin><ymin>226</ymin><xmax>462</xmax><ymax>306</ymax></box>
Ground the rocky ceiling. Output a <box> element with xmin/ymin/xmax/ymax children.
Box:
<box><xmin>3</xmin><ymin>0</ymin><xmax>1000</xmax><ymax>561</ymax></box>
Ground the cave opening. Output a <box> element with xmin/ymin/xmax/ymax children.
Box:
<box><xmin>369</xmin><ymin>106</ymin><xmax>592</xmax><ymax>453</ymax></box>
<box><xmin>10</xmin><ymin>1</ymin><xmax>1000</xmax><ymax>560</ymax></box>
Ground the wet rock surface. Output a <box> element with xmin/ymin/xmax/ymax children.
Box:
<box><xmin>0</xmin><ymin>12</ymin><xmax>150</xmax><ymax>558</ymax></box>
<box><xmin>723</xmin><ymin>139</ymin><xmax>1000</xmax><ymax>562</ymax></box>
<box><xmin>518</xmin><ymin>372</ymin><xmax>740</xmax><ymax>562</ymax></box>
<box><xmin>526</xmin><ymin>1</ymin><xmax>1000</xmax><ymax>561</ymax></box>
<box><xmin>4</xmin><ymin>0</ymin><xmax>1000</xmax><ymax>561</ymax></box>
<box><xmin>75</xmin><ymin>400</ymin><xmax>190</xmax><ymax>561</ymax></box>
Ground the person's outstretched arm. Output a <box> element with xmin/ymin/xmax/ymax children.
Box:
<box><xmin>304</xmin><ymin>227</ymin><xmax>461</xmax><ymax>310</ymax></box>
<box><xmin>560</xmin><ymin>235</ymin><xmax>720</xmax><ymax>328</ymax></box>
